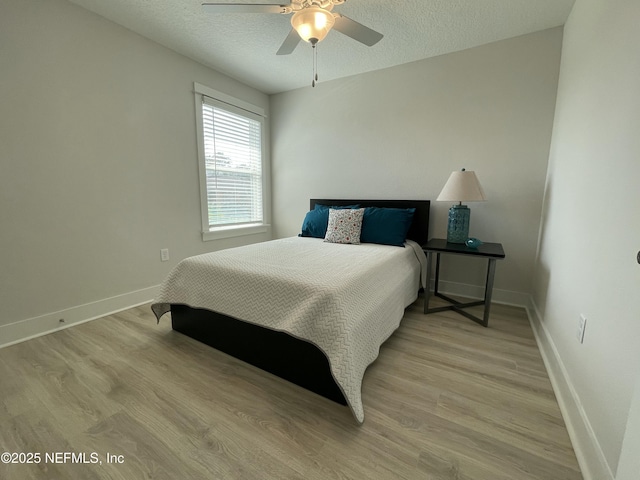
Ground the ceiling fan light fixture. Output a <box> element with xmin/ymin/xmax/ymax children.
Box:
<box><xmin>291</xmin><ymin>6</ymin><xmax>335</xmax><ymax>43</ymax></box>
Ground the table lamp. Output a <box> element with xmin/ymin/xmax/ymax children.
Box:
<box><xmin>437</xmin><ymin>168</ymin><xmax>486</xmax><ymax>244</ymax></box>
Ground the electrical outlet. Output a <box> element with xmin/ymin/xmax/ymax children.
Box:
<box><xmin>577</xmin><ymin>314</ymin><xmax>587</xmax><ymax>343</ymax></box>
<box><xmin>160</xmin><ymin>248</ymin><xmax>169</xmax><ymax>262</ymax></box>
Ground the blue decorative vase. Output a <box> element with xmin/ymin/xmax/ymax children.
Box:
<box><xmin>446</xmin><ymin>204</ymin><xmax>470</xmax><ymax>244</ymax></box>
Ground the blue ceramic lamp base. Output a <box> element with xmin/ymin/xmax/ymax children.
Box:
<box><xmin>446</xmin><ymin>204</ymin><xmax>470</xmax><ymax>244</ymax></box>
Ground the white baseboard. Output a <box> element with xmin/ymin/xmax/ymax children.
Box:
<box><xmin>526</xmin><ymin>299</ymin><xmax>613</xmax><ymax>480</ymax></box>
<box><xmin>0</xmin><ymin>285</ymin><xmax>160</xmax><ymax>350</ymax></box>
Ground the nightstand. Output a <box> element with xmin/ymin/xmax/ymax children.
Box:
<box><xmin>422</xmin><ymin>238</ymin><xmax>505</xmax><ymax>327</ymax></box>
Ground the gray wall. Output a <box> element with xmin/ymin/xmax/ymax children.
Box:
<box><xmin>0</xmin><ymin>0</ymin><xmax>270</xmax><ymax>339</ymax></box>
<box><xmin>531</xmin><ymin>0</ymin><xmax>640</xmax><ymax>478</ymax></box>
<box><xmin>270</xmin><ymin>28</ymin><xmax>563</xmax><ymax>305</ymax></box>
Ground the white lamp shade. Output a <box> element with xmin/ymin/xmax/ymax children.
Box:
<box><xmin>437</xmin><ymin>170</ymin><xmax>487</xmax><ymax>202</ymax></box>
<box><xmin>291</xmin><ymin>6</ymin><xmax>335</xmax><ymax>43</ymax></box>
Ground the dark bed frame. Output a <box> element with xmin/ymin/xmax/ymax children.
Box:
<box><xmin>170</xmin><ymin>199</ymin><xmax>430</xmax><ymax>405</ymax></box>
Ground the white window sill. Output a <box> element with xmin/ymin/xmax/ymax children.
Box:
<box><xmin>202</xmin><ymin>224</ymin><xmax>270</xmax><ymax>241</ymax></box>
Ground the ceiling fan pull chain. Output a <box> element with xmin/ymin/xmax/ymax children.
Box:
<box><xmin>312</xmin><ymin>43</ymin><xmax>317</xmax><ymax>87</ymax></box>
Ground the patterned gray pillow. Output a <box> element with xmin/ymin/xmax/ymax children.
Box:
<box><xmin>324</xmin><ymin>208</ymin><xmax>365</xmax><ymax>245</ymax></box>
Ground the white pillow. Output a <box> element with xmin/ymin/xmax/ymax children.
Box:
<box><xmin>324</xmin><ymin>208</ymin><xmax>365</xmax><ymax>245</ymax></box>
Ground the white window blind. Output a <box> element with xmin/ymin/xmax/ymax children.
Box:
<box><xmin>201</xmin><ymin>96</ymin><xmax>264</xmax><ymax>230</ymax></box>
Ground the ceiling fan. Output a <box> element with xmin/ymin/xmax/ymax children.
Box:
<box><xmin>201</xmin><ymin>0</ymin><xmax>384</xmax><ymax>56</ymax></box>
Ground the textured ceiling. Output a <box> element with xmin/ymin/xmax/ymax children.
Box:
<box><xmin>66</xmin><ymin>0</ymin><xmax>575</xmax><ymax>94</ymax></box>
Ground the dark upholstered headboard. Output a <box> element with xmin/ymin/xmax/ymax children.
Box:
<box><xmin>309</xmin><ymin>199</ymin><xmax>430</xmax><ymax>246</ymax></box>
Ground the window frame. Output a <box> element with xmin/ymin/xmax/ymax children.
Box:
<box><xmin>194</xmin><ymin>82</ymin><xmax>270</xmax><ymax>241</ymax></box>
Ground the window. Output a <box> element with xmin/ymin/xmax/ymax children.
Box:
<box><xmin>195</xmin><ymin>83</ymin><xmax>268</xmax><ymax>240</ymax></box>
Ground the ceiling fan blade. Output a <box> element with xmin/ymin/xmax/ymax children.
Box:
<box><xmin>276</xmin><ymin>29</ymin><xmax>301</xmax><ymax>55</ymax></box>
<box><xmin>202</xmin><ymin>3</ymin><xmax>290</xmax><ymax>14</ymax></box>
<box><xmin>332</xmin><ymin>14</ymin><xmax>383</xmax><ymax>46</ymax></box>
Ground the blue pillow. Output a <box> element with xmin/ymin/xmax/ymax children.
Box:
<box><xmin>300</xmin><ymin>208</ymin><xmax>330</xmax><ymax>238</ymax></box>
<box><xmin>360</xmin><ymin>207</ymin><xmax>416</xmax><ymax>247</ymax></box>
<box><xmin>300</xmin><ymin>204</ymin><xmax>360</xmax><ymax>238</ymax></box>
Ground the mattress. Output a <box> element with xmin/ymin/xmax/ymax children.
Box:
<box><xmin>151</xmin><ymin>236</ymin><xmax>426</xmax><ymax>422</ymax></box>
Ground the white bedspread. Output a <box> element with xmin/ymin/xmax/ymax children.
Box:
<box><xmin>151</xmin><ymin>236</ymin><xmax>426</xmax><ymax>423</ymax></box>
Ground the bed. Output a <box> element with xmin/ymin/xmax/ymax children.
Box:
<box><xmin>151</xmin><ymin>199</ymin><xmax>430</xmax><ymax>423</ymax></box>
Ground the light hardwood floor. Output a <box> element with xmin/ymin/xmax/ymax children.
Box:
<box><xmin>0</xmin><ymin>297</ymin><xmax>582</xmax><ymax>480</ymax></box>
